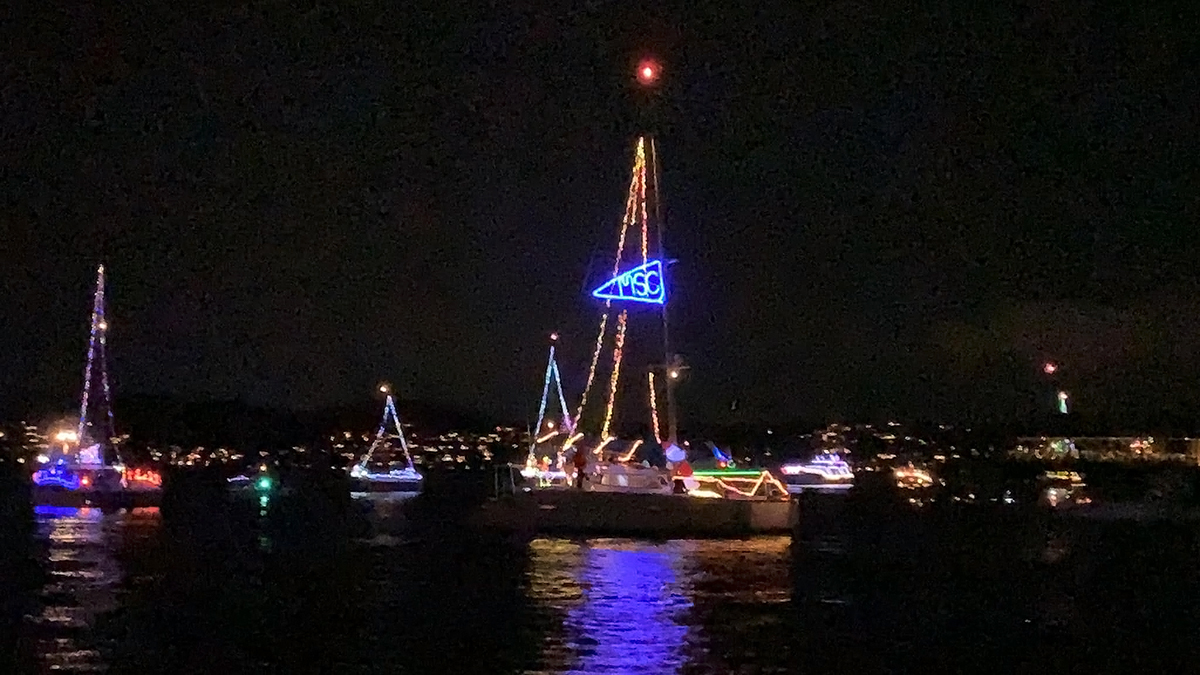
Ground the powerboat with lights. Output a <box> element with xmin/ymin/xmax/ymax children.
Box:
<box><xmin>779</xmin><ymin>454</ymin><xmax>855</xmax><ymax>494</ymax></box>
<box><xmin>32</xmin><ymin>265</ymin><xmax>163</xmax><ymax>508</ymax></box>
<box><xmin>348</xmin><ymin>388</ymin><xmax>424</xmax><ymax>496</ymax></box>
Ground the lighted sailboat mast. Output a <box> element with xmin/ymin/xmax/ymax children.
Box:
<box><xmin>77</xmin><ymin>263</ymin><xmax>115</xmax><ymax>466</ymax></box>
<box><xmin>355</xmin><ymin>384</ymin><xmax>415</xmax><ymax>474</ymax></box>
<box><xmin>528</xmin><ymin>333</ymin><xmax>574</xmax><ymax>460</ymax></box>
<box><xmin>637</xmin><ymin>58</ymin><xmax>682</xmax><ymax>446</ymax></box>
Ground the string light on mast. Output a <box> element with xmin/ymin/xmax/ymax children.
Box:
<box><xmin>77</xmin><ymin>264</ymin><xmax>115</xmax><ymax>466</ymax></box>
<box><xmin>571</xmin><ymin>55</ymin><xmax>678</xmax><ymax>458</ymax></box>
<box><xmin>652</xmin><ymin>367</ymin><xmax>662</xmax><ymax>441</ymax></box>
<box><xmin>577</xmin><ymin>137</ymin><xmax>648</xmax><ymax>433</ymax></box>
<box><xmin>353</xmin><ymin>383</ymin><xmax>416</xmax><ymax>477</ymax></box>
<box><xmin>530</xmin><ymin>333</ymin><xmax>574</xmax><ymax>461</ymax></box>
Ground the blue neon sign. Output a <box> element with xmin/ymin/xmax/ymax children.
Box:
<box><xmin>591</xmin><ymin>259</ymin><xmax>666</xmax><ymax>305</ymax></box>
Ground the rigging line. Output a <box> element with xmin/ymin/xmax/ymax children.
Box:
<box><xmin>550</xmin><ymin>357</ymin><xmax>573</xmax><ymax>433</ymax></box>
<box><xmin>530</xmin><ymin>345</ymin><xmax>556</xmax><ymax>455</ymax></box>
<box><xmin>576</xmin><ymin>139</ymin><xmax>644</xmax><ymax>426</ymax></box>
<box><xmin>648</xmin><ymin>371</ymin><xmax>662</xmax><ymax>445</ymax></box>
<box><xmin>387</xmin><ymin>395</ymin><xmax>414</xmax><ymax>468</ymax></box>
<box><xmin>600</xmin><ymin>310</ymin><xmax>628</xmax><ymax>439</ymax></box>
<box><xmin>637</xmin><ymin>138</ymin><xmax>649</xmax><ymax>265</ymax></box>
<box><xmin>78</xmin><ymin>265</ymin><xmax>104</xmax><ymax>443</ymax></box>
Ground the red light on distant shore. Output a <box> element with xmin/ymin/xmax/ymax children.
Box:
<box><xmin>636</xmin><ymin>59</ymin><xmax>660</xmax><ymax>86</ymax></box>
<box><xmin>1043</xmin><ymin>362</ymin><xmax>1058</xmax><ymax>375</ymax></box>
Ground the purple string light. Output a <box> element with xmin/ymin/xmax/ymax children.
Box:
<box><xmin>357</xmin><ymin>393</ymin><xmax>415</xmax><ymax>472</ymax></box>
<box><xmin>75</xmin><ymin>264</ymin><xmax>115</xmax><ymax>464</ymax></box>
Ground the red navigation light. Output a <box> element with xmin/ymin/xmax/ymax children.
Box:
<box><xmin>1043</xmin><ymin>362</ymin><xmax>1058</xmax><ymax>375</ymax></box>
<box><xmin>636</xmin><ymin>59</ymin><xmax>660</xmax><ymax>86</ymax></box>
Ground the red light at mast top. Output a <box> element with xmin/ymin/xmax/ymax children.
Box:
<box><xmin>636</xmin><ymin>59</ymin><xmax>660</xmax><ymax>86</ymax></box>
<box><xmin>1043</xmin><ymin>362</ymin><xmax>1057</xmax><ymax>375</ymax></box>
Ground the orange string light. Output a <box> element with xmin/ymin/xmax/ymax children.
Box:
<box><xmin>600</xmin><ymin>310</ymin><xmax>628</xmax><ymax>439</ymax></box>
<box><xmin>535</xmin><ymin>430</ymin><xmax>561</xmax><ymax>444</ymax></box>
<box><xmin>574</xmin><ymin>311</ymin><xmax>609</xmax><ymax>426</ymax></box>
<box><xmin>636</xmin><ymin>138</ymin><xmax>649</xmax><ymax>265</ymax></box>
<box><xmin>648</xmin><ymin>371</ymin><xmax>662</xmax><ymax>444</ymax></box>
<box><xmin>576</xmin><ymin>139</ymin><xmax>645</xmax><ymax>431</ymax></box>
<box><xmin>617</xmin><ymin>438</ymin><xmax>644</xmax><ymax>463</ymax></box>
<box><xmin>693</xmin><ymin>471</ymin><xmax>789</xmax><ymax>499</ymax></box>
<box><xmin>594</xmin><ymin>436</ymin><xmax>616</xmax><ymax>458</ymax></box>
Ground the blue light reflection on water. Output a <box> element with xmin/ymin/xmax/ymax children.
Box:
<box><xmin>567</xmin><ymin>544</ymin><xmax>691</xmax><ymax>674</ymax></box>
<box><xmin>526</xmin><ymin>537</ymin><xmax>793</xmax><ymax>675</ymax></box>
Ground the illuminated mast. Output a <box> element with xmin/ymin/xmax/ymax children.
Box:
<box><xmin>77</xmin><ymin>264</ymin><xmax>114</xmax><ymax>467</ymax></box>
<box><xmin>574</xmin><ymin>57</ymin><xmax>681</xmax><ymax>451</ymax></box>
<box><xmin>638</xmin><ymin>57</ymin><xmax>684</xmax><ymax>446</ymax></box>
<box><xmin>353</xmin><ymin>384</ymin><xmax>415</xmax><ymax>476</ymax></box>
<box><xmin>577</xmin><ymin>138</ymin><xmax>660</xmax><ymax>446</ymax></box>
<box><xmin>529</xmin><ymin>333</ymin><xmax>574</xmax><ymax>460</ymax></box>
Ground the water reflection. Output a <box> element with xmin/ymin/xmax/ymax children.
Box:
<box><xmin>527</xmin><ymin>537</ymin><xmax>792</xmax><ymax>674</ymax></box>
<box><xmin>30</xmin><ymin>506</ymin><xmax>161</xmax><ymax>672</ymax></box>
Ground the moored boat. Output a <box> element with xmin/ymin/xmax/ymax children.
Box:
<box><xmin>348</xmin><ymin>386</ymin><xmax>423</xmax><ymax>496</ymax></box>
<box><xmin>779</xmin><ymin>454</ymin><xmax>855</xmax><ymax>494</ymax></box>
<box><xmin>32</xmin><ymin>265</ymin><xmax>163</xmax><ymax>508</ymax></box>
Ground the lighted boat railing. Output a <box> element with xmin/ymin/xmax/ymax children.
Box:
<box><xmin>691</xmin><ymin>469</ymin><xmax>789</xmax><ymax>499</ymax></box>
<box><xmin>32</xmin><ymin>461</ymin><xmax>83</xmax><ymax>490</ymax></box>
<box><xmin>350</xmin><ymin>465</ymin><xmax>423</xmax><ymax>482</ymax></box>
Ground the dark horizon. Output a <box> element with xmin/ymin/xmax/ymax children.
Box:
<box><xmin>4</xmin><ymin>1</ymin><xmax>1199</xmax><ymax>429</ymax></box>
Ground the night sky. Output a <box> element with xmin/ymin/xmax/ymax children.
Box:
<box><xmin>3</xmin><ymin>1</ymin><xmax>1199</xmax><ymax>429</ymax></box>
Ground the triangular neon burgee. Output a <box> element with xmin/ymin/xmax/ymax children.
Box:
<box><xmin>591</xmin><ymin>259</ymin><xmax>666</xmax><ymax>305</ymax></box>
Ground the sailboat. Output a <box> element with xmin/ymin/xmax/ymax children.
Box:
<box><xmin>31</xmin><ymin>265</ymin><xmax>163</xmax><ymax>507</ymax></box>
<box><xmin>348</xmin><ymin>385</ymin><xmax>423</xmax><ymax>495</ymax></box>
<box><xmin>479</xmin><ymin>63</ymin><xmax>794</xmax><ymax>535</ymax></box>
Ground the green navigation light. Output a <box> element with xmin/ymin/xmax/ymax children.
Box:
<box><xmin>256</xmin><ymin>475</ymin><xmax>273</xmax><ymax>491</ymax></box>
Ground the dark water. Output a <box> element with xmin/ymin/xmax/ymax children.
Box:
<box><xmin>5</xmin><ymin>482</ymin><xmax>1200</xmax><ymax>673</ymax></box>
<box><xmin>14</xmin><ymin>499</ymin><xmax>793</xmax><ymax>674</ymax></box>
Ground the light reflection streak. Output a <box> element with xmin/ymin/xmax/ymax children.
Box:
<box><xmin>526</xmin><ymin>538</ymin><xmax>792</xmax><ymax>674</ymax></box>
<box><xmin>527</xmin><ymin>538</ymin><xmax>690</xmax><ymax>674</ymax></box>
<box><xmin>31</xmin><ymin>506</ymin><xmax>161</xmax><ymax>672</ymax></box>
